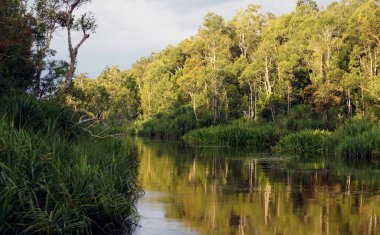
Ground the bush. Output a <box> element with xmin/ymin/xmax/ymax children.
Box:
<box><xmin>276</xmin><ymin>130</ymin><xmax>336</xmax><ymax>155</ymax></box>
<box><xmin>0</xmin><ymin>119</ymin><xmax>141</xmax><ymax>234</ymax></box>
<box><xmin>335</xmin><ymin>119</ymin><xmax>373</xmax><ymax>137</ymax></box>
<box><xmin>0</xmin><ymin>95</ymin><xmax>81</xmax><ymax>137</ymax></box>
<box><xmin>337</xmin><ymin>124</ymin><xmax>380</xmax><ymax>158</ymax></box>
<box><xmin>183</xmin><ymin>121</ymin><xmax>288</xmax><ymax>148</ymax></box>
<box><xmin>139</xmin><ymin>106</ymin><xmax>200</xmax><ymax>139</ymax></box>
<box><xmin>0</xmin><ymin>96</ymin><xmax>142</xmax><ymax>234</ymax></box>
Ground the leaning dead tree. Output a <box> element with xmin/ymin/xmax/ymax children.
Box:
<box><xmin>60</xmin><ymin>0</ymin><xmax>96</xmax><ymax>93</ymax></box>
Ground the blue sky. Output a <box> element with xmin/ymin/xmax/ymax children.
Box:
<box><xmin>51</xmin><ymin>0</ymin><xmax>334</xmax><ymax>78</ymax></box>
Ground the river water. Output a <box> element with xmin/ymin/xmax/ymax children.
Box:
<box><xmin>133</xmin><ymin>139</ymin><xmax>380</xmax><ymax>235</ymax></box>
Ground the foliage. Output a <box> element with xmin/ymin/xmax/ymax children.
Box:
<box><xmin>183</xmin><ymin>120</ymin><xmax>288</xmax><ymax>148</ymax></box>
<box><xmin>0</xmin><ymin>95</ymin><xmax>81</xmax><ymax>137</ymax></box>
<box><xmin>0</xmin><ymin>0</ymin><xmax>35</xmax><ymax>93</ymax></box>
<box><xmin>139</xmin><ymin>106</ymin><xmax>201</xmax><ymax>139</ymax></box>
<box><xmin>276</xmin><ymin>130</ymin><xmax>336</xmax><ymax>155</ymax></box>
<box><xmin>92</xmin><ymin>0</ymin><xmax>380</xmax><ymax>130</ymax></box>
<box><xmin>0</xmin><ymin>97</ymin><xmax>142</xmax><ymax>234</ymax></box>
<box><xmin>336</xmin><ymin>121</ymin><xmax>380</xmax><ymax>158</ymax></box>
<box><xmin>67</xmin><ymin>68</ymin><xmax>140</xmax><ymax>121</ymax></box>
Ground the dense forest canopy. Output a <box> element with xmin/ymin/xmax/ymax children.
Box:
<box><xmin>2</xmin><ymin>0</ymin><xmax>380</xmax><ymax>126</ymax></box>
<box><xmin>67</xmin><ymin>0</ymin><xmax>380</xmax><ymax>125</ymax></box>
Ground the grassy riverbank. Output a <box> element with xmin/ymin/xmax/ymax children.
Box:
<box><xmin>0</xmin><ymin>96</ymin><xmax>141</xmax><ymax>234</ymax></box>
<box><xmin>183</xmin><ymin>118</ymin><xmax>380</xmax><ymax>159</ymax></box>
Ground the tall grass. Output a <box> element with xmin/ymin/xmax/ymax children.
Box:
<box><xmin>0</xmin><ymin>95</ymin><xmax>82</xmax><ymax>137</ymax></box>
<box><xmin>275</xmin><ymin>130</ymin><xmax>337</xmax><ymax>155</ymax></box>
<box><xmin>0</xmin><ymin>96</ymin><xmax>142</xmax><ymax>234</ymax></box>
<box><xmin>184</xmin><ymin>116</ymin><xmax>380</xmax><ymax>159</ymax></box>
<box><xmin>336</xmin><ymin>121</ymin><xmax>380</xmax><ymax>158</ymax></box>
<box><xmin>183</xmin><ymin>121</ymin><xmax>288</xmax><ymax>148</ymax></box>
<box><xmin>276</xmin><ymin>119</ymin><xmax>380</xmax><ymax>158</ymax></box>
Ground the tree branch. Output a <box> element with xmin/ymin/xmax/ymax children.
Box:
<box><xmin>368</xmin><ymin>31</ymin><xmax>380</xmax><ymax>47</ymax></box>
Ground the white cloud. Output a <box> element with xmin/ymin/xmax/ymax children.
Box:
<box><xmin>50</xmin><ymin>0</ymin><xmax>334</xmax><ymax>78</ymax></box>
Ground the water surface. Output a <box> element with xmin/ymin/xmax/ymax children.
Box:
<box><xmin>133</xmin><ymin>139</ymin><xmax>380</xmax><ymax>235</ymax></box>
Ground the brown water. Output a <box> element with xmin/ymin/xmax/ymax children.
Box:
<box><xmin>133</xmin><ymin>139</ymin><xmax>380</xmax><ymax>235</ymax></box>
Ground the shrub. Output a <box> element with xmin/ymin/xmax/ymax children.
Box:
<box><xmin>0</xmin><ymin>119</ymin><xmax>142</xmax><ymax>234</ymax></box>
<box><xmin>337</xmin><ymin>124</ymin><xmax>380</xmax><ymax>158</ymax></box>
<box><xmin>0</xmin><ymin>96</ymin><xmax>142</xmax><ymax>234</ymax></box>
<box><xmin>276</xmin><ymin>130</ymin><xmax>336</xmax><ymax>155</ymax></box>
<box><xmin>0</xmin><ymin>95</ymin><xmax>81</xmax><ymax>137</ymax></box>
<box><xmin>139</xmin><ymin>106</ymin><xmax>199</xmax><ymax>139</ymax></box>
<box><xmin>183</xmin><ymin>122</ymin><xmax>287</xmax><ymax>148</ymax></box>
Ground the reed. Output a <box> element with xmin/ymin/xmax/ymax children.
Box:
<box><xmin>0</xmin><ymin>96</ymin><xmax>142</xmax><ymax>234</ymax></box>
<box><xmin>183</xmin><ymin>122</ymin><xmax>287</xmax><ymax>148</ymax></box>
<box><xmin>275</xmin><ymin>130</ymin><xmax>336</xmax><ymax>155</ymax></box>
<box><xmin>337</xmin><ymin>124</ymin><xmax>380</xmax><ymax>159</ymax></box>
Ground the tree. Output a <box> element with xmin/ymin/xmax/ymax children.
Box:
<box><xmin>60</xmin><ymin>0</ymin><xmax>97</xmax><ymax>93</ymax></box>
<box><xmin>296</xmin><ymin>0</ymin><xmax>318</xmax><ymax>11</ymax></box>
<box><xmin>30</xmin><ymin>0</ymin><xmax>62</xmax><ymax>97</ymax></box>
<box><xmin>0</xmin><ymin>0</ymin><xmax>34</xmax><ymax>93</ymax></box>
<box><xmin>199</xmin><ymin>13</ymin><xmax>234</xmax><ymax>122</ymax></box>
<box><xmin>231</xmin><ymin>5</ymin><xmax>265</xmax><ymax>60</ymax></box>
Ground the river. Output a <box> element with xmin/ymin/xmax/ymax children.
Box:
<box><xmin>132</xmin><ymin>138</ymin><xmax>380</xmax><ymax>235</ymax></box>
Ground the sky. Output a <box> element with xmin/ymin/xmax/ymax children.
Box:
<box><xmin>50</xmin><ymin>0</ymin><xmax>334</xmax><ymax>78</ymax></box>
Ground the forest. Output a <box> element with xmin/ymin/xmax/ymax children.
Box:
<box><xmin>1</xmin><ymin>0</ymin><xmax>380</xmax><ymax>234</ymax></box>
<box><xmin>68</xmin><ymin>0</ymin><xmax>380</xmax><ymax>156</ymax></box>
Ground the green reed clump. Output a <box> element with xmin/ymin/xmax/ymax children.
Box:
<box><xmin>337</xmin><ymin>123</ymin><xmax>380</xmax><ymax>158</ymax></box>
<box><xmin>0</xmin><ymin>95</ymin><xmax>142</xmax><ymax>234</ymax></box>
<box><xmin>334</xmin><ymin>119</ymin><xmax>373</xmax><ymax>137</ymax></box>
<box><xmin>0</xmin><ymin>119</ymin><xmax>141</xmax><ymax>234</ymax></box>
<box><xmin>183</xmin><ymin>122</ymin><xmax>287</xmax><ymax>148</ymax></box>
<box><xmin>275</xmin><ymin>130</ymin><xmax>336</xmax><ymax>155</ymax></box>
<box><xmin>0</xmin><ymin>95</ymin><xmax>81</xmax><ymax>137</ymax></box>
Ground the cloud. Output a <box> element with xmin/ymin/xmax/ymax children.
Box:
<box><xmin>50</xmin><ymin>0</ymin><xmax>334</xmax><ymax>78</ymax></box>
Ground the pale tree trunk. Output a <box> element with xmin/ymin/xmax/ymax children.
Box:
<box><xmin>347</xmin><ymin>88</ymin><xmax>352</xmax><ymax>117</ymax></box>
<box><xmin>254</xmin><ymin>84</ymin><xmax>258</xmax><ymax>123</ymax></box>
<box><xmin>190</xmin><ymin>92</ymin><xmax>198</xmax><ymax>121</ymax></box>
<box><xmin>238</xmin><ymin>32</ymin><xmax>248</xmax><ymax>58</ymax></box>
<box><xmin>247</xmin><ymin>80</ymin><xmax>254</xmax><ymax>119</ymax></box>
<box><xmin>369</xmin><ymin>46</ymin><xmax>374</xmax><ymax>79</ymax></box>
<box><xmin>264</xmin><ymin>56</ymin><xmax>272</xmax><ymax>96</ymax></box>
<box><xmin>224</xmin><ymin>89</ymin><xmax>229</xmax><ymax>120</ymax></box>
<box><xmin>64</xmin><ymin>1</ymin><xmax>92</xmax><ymax>94</ymax></box>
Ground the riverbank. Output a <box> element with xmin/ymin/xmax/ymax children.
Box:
<box><xmin>0</xmin><ymin>96</ymin><xmax>142</xmax><ymax>234</ymax></box>
<box><xmin>183</xmin><ymin>118</ymin><xmax>380</xmax><ymax>158</ymax></box>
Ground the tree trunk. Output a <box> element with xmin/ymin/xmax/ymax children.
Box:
<box><xmin>287</xmin><ymin>83</ymin><xmax>291</xmax><ymax>112</ymax></box>
<box><xmin>247</xmin><ymin>81</ymin><xmax>254</xmax><ymax>119</ymax></box>
<box><xmin>322</xmin><ymin>109</ymin><xmax>329</xmax><ymax>123</ymax></box>
<box><xmin>190</xmin><ymin>92</ymin><xmax>198</xmax><ymax>121</ymax></box>
<box><xmin>347</xmin><ymin>88</ymin><xmax>352</xmax><ymax>117</ymax></box>
<box><xmin>254</xmin><ymin>84</ymin><xmax>258</xmax><ymax>123</ymax></box>
<box><xmin>264</xmin><ymin>56</ymin><xmax>272</xmax><ymax>95</ymax></box>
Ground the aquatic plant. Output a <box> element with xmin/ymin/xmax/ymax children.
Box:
<box><xmin>183</xmin><ymin>122</ymin><xmax>287</xmax><ymax>148</ymax></box>
<box><xmin>275</xmin><ymin>130</ymin><xmax>336</xmax><ymax>155</ymax></box>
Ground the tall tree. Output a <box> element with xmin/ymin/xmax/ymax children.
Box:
<box><xmin>61</xmin><ymin>0</ymin><xmax>96</xmax><ymax>93</ymax></box>
<box><xmin>0</xmin><ymin>0</ymin><xmax>34</xmax><ymax>93</ymax></box>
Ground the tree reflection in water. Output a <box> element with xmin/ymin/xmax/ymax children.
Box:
<box><xmin>133</xmin><ymin>138</ymin><xmax>380</xmax><ymax>235</ymax></box>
